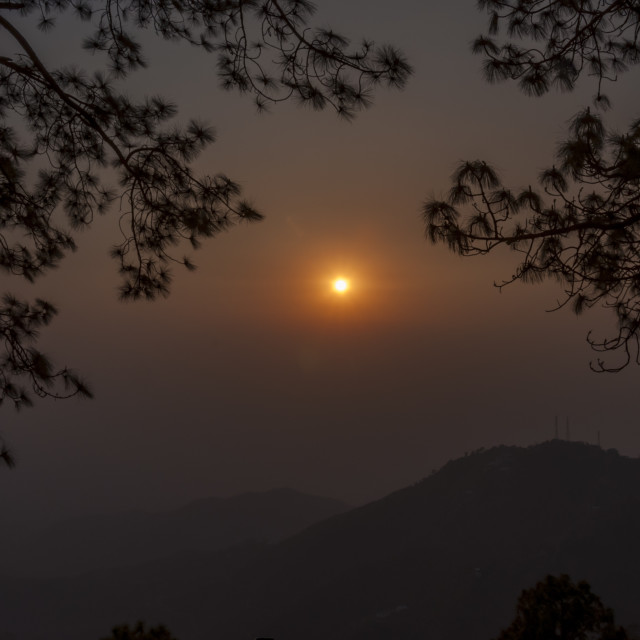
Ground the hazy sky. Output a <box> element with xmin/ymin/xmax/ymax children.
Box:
<box><xmin>3</xmin><ymin>0</ymin><xmax>640</xmax><ymax>524</ymax></box>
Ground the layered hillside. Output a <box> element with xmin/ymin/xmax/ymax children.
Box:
<box><xmin>0</xmin><ymin>488</ymin><xmax>349</xmax><ymax>579</ymax></box>
<box><xmin>3</xmin><ymin>441</ymin><xmax>639</xmax><ymax>640</ymax></box>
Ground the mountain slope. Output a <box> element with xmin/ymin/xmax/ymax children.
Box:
<box><xmin>3</xmin><ymin>441</ymin><xmax>639</xmax><ymax>640</ymax></box>
<box><xmin>0</xmin><ymin>487</ymin><xmax>349</xmax><ymax>579</ymax></box>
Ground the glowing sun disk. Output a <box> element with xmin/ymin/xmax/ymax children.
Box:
<box><xmin>333</xmin><ymin>278</ymin><xmax>349</xmax><ymax>293</ymax></box>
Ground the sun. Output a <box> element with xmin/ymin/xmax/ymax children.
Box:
<box><xmin>333</xmin><ymin>278</ymin><xmax>349</xmax><ymax>293</ymax></box>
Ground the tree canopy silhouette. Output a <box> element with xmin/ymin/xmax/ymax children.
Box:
<box><xmin>0</xmin><ymin>0</ymin><xmax>411</xmax><ymax>407</ymax></box>
<box><xmin>101</xmin><ymin>621</ymin><xmax>178</xmax><ymax>640</ymax></box>
<box><xmin>494</xmin><ymin>574</ymin><xmax>628</xmax><ymax>640</ymax></box>
<box><xmin>424</xmin><ymin>0</ymin><xmax>640</xmax><ymax>371</ymax></box>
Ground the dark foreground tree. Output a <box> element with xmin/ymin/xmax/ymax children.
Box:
<box><xmin>424</xmin><ymin>0</ymin><xmax>640</xmax><ymax>371</ymax></box>
<box><xmin>0</xmin><ymin>0</ymin><xmax>411</xmax><ymax>407</ymax></box>
<box><xmin>101</xmin><ymin>621</ymin><xmax>178</xmax><ymax>640</ymax></box>
<box><xmin>495</xmin><ymin>574</ymin><xmax>628</xmax><ymax>640</ymax></box>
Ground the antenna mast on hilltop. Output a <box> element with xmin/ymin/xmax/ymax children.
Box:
<box><xmin>566</xmin><ymin>417</ymin><xmax>570</xmax><ymax>441</ymax></box>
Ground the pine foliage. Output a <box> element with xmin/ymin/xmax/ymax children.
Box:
<box><xmin>425</xmin><ymin>0</ymin><xmax>640</xmax><ymax>371</ymax></box>
<box><xmin>0</xmin><ymin>0</ymin><xmax>411</xmax><ymax>405</ymax></box>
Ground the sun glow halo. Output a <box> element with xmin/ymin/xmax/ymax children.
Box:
<box><xmin>333</xmin><ymin>278</ymin><xmax>349</xmax><ymax>294</ymax></box>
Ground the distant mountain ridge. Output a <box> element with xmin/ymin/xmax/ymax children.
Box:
<box><xmin>3</xmin><ymin>441</ymin><xmax>640</xmax><ymax>640</ymax></box>
<box><xmin>0</xmin><ymin>487</ymin><xmax>349</xmax><ymax>579</ymax></box>
<box><xmin>205</xmin><ymin>440</ymin><xmax>640</xmax><ymax>639</ymax></box>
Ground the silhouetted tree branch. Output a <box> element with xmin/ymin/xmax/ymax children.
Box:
<box><xmin>0</xmin><ymin>295</ymin><xmax>92</xmax><ymax>408</ymax></box>
<box><xmin>424</xmin><ymin>0</ymin><xmax>640</xmax><ymax>371</ymax></box>
<box><xmin>473</xmin><ymin>0</ymin><xmax>640</xmax><ymax>102</ymax></box>
<box><xmin>0</xmin><ymin>435</ymin><xmax>15</xmax><ymax>468</ymax></box>
<box><xmin>0</xmin><ymin>0</ymin><xmax>411</xmax><ymax>408</ymax></box>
